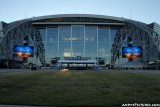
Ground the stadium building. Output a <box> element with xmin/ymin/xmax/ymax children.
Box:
<box><xmin>0</xmin><ymin>14</ymin><xmax>160</xmax><ymax>68</ymax></box>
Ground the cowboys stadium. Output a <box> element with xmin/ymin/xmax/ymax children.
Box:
<box><xmin>0</xmin><ymin>14</ymin><xmax>160</xmax><ymax>68</ymax></box>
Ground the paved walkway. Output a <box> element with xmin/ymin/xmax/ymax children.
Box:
<box><xmin>0</xmin><ymin>105</ymin><xmax>47</xmax><ymax>107</ymax></box>
<box><xmin>125</xmin><ymin>69</ymin><xmax>160</xmax><ymax>74</ymax></box>
<box><xmin>1</xmin><ymin>68</ymin><xmax>160</xmax><ymax>74</ymax></box>
<box><xmin>0</xmin><ymin>68</ymin><xmax>54</xmax><ymax>73</ymax></box>
<box><xmin>0</xmin><ymin>69</ymin><xmax>31</xmax><ymax>72</ymax></box>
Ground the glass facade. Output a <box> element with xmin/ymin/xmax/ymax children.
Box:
<box><xmin>85</xmin><ymin>26</ymin><xmax>97</xmax><ymax>58</ymax></box>
<box><xmin>39</xmin><ymin>25</ymin><xmax>119</xmax><ymax>65</ymax></box>
<box><xmin>59</xmin><ymin>25</ymin><xmax>71</xmax><ymax>57</ymax></box>
<box><xmin>72</xmin><ymin>25</ymin><xmax>84</xmax><ymax>56</ymax></box>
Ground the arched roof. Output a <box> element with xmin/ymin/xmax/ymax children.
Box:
<box><xmin>32</xmin><ymin>14</ymin><xmax>125</xmax><ymax>22</ymax></box>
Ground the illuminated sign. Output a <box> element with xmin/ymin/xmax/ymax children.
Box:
<box><xmin>13</xmin><ymin>45</ymin><xmax>34</xmax><ymax>57</ymax></box>
<box><xmin>122</xmin><ymin>46</ymin><xmax>142</xmax><ymax>58</ymax></box>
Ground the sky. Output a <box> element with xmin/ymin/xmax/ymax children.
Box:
<box><xmin>0</xmin><ymin>0</ymin><xmax>160</xmax><ymax>24</ymax></box>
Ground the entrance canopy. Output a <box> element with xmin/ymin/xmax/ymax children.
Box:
<box><xmin>58</xmin><ymin>60</ymin><xmax>97</xmax><ymax>64</ymax></box>
<box><xmin>56</xmin><ymin>59</ymin><xmax>98</xmax><ymax>70</ymax></box>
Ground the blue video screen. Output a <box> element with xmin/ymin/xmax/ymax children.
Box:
<box><xmin>122</xmin><ymin>46</ymin><xmax>142</xmax><ymax>58</ymax></box>
<box><xmin>13</xmin><ymin>45</ymin><xmax>34</xmax><ymax>57</ymax></box>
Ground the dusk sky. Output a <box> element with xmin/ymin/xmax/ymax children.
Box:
<box><xmin>0</xmin><ymin>0</ymin><xmax>160</xmax><ymax>24</ymax></box>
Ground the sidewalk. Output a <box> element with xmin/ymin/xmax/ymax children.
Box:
<box><xmin>0</xmin><ymin>105</ymin><xmax>48</xmax><ymax>107</ymax></box>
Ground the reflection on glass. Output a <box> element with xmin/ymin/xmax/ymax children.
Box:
<box><xmin>72</xmin><ymin>25</ymin><xmax>84</xmax><ymax>56</ymax></box>
<box><xmin>38</xmin><ymin>25</ymin><xmax>118</xmax><ymax>65</ymax></box>
<box><xmin>59</xmin><ymin>26</ymin><xmax>71</xmax><ymax>57</ymax></box>
<box><xmin>85</xmin><ymin>26</ymin><xmax>97</xmax><ymax>58</ymax></box>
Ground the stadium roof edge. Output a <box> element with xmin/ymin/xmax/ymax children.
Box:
<box><xmin>32</xmin><ymin>14</ymin><xmax>125</xmax><ymax>22</ymax></box>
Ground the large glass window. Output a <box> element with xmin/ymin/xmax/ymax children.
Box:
<box><xmin>72</xmin><ymin>25</ymin><xmax>84</xmax><ymax>56</ymax></box>
<box><xmin>98</xmin><ymin>26</ymin><xmax>110</xmax><ymax>63</ymax></box>
<box><xmin>38</xmin><ymin>25</ymin><xmax>120</xmax><ymax>65</ymax></box>
<box><xmin>46</xmin><ymin>27</ymin><xmax>58</xmax><ymax>64</ymax></box>
<box><xmin>59</xmin><ymin>25</ymin><xmax>71</xmax><ymax>57</ymax></box>
<box><xmin>85</xmin><ymin>26</ymin><xmax>97</xmax><ymax>58</ymax></box>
